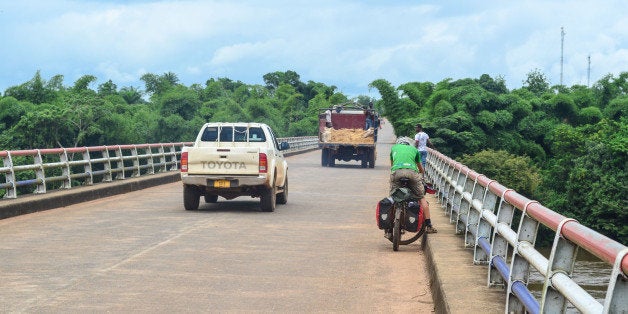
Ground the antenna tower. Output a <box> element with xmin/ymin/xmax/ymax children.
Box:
<box><xmin>587</xmin><ymin>55</ymin><xmax>591</xmax><ymax>87</ymax></box>
<box><xmin>560</xmin><ymin>27</ymin><xmax>565</xmax><ymax>86</ymax></box>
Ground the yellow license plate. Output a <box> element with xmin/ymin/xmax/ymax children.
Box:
<box><xmin>214</xmin><ymin>180</ymin><xmax>230</xmax><ymax>188</ymax></box>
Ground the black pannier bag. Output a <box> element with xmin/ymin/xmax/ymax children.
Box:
<box><xmin>376</xmin><ymin>197</ymin><xmax>393</xmax><ymax>229</ymax></box>
<box><xmin>405</xmin><ymin>201</ymin><xmax>420</xmax><ymax>232</ymax></box>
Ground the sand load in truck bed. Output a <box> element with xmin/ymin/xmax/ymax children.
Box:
<box><xmin>323</xmin><ymin>128</ymin><xmax>374</xmax><ymax>144</ymax></box>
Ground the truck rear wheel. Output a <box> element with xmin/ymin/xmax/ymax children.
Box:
<box><xmin>183</xmin><ymin>185</ymin><xmax>200</xmax><ymax>210</ymax></box>
<box><xmin>369</xmin><ymin>149</ymin><xmax>375</xmax><ymax>168</ymax></box>
<box><xmin>321</xmin><ymin>149</ymin><xmax>329</xmax><ymax>167</ymax></box>
<box><xmin>277</xmin><ymin>177</ymin><xmax>288</xmax><ymax>204</ymax></box>
<box><xmin>260</xmin><ymin>185</ymin><xmax>276</xmax><ymax>212</ymax></box>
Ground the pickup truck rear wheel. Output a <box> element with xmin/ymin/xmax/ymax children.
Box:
<box><xmin>277</xmin><ymin>177</ymin><xmax>288</xmax><ymax>204</ymax></box>
<box><xmin>183</xmin><ymin>185</ymin><xmax>200</xmax><ymax>210</ymax></box>
<box><xmin>260</xmin><ymin>185</ymin><xmax>276</xmax><ymax>212</ymax></box>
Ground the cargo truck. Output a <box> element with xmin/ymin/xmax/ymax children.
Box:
<box><xmin>318</xmin><ymin>103</ymin><xmax>376</xmax><ymax>168</ymax></box>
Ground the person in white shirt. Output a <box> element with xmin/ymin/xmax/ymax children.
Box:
<box><xmin>414</xmin><ymin>124</ymin><xmax>434</xmax><ymax>169</ymax></box>
<box><xmin>325</xmin><ymin>108</ymin><xmax>332</xmax><ymax>128</ymax></box>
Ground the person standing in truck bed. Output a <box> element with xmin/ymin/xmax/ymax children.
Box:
<box><xmin>325</xmin><ymin>108</ymin><xmax>333</xmax><ymax>128</ymax></box>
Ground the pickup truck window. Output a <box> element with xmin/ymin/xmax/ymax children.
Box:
<box><xmin>220</xmin><ymin>127</ymin><xmax>234</xmax><ymax>141</ymax></box>
<box><xmin>200</xmin><ymin>126</ymin><xmax>267</xmax><ymax>142</ymax></box>
<box><xmin>216</xmin><ymin>126</ymin><xmax>246</xmax><ymax>142</ymax></box>
<box><xmin>248</xmin><ymin>127</ymin><xmax>266</xmax><ymax>142</ymax></box>
<box><xmin>201</xmin><ymin>127</ymin><xmax>219</xmax><ymax>141</ymax></box>
<box><xmin>234</xmin><ymin>127</ymin><xmax>247</xmax><ymax>142</ymax></box>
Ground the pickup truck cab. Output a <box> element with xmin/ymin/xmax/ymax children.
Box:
<box><xmin>181</xmin><ymin>122</ymin><xmax>289</xmax><ymax>212</ymax></box>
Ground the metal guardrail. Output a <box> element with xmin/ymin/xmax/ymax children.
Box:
<box><xmin>0</xmin><ymin>137</ymin><xmax>319</xmax><ymax>199</ymax></box>
<box><xmin>425</xmin><ymin>148</ymin><xmax>627</xmax><ymax>314</ymax></box>
<box><xmin>281</xmin><ymin>136</ymin><xmax>319</xmax><ymax>154</ymax></box>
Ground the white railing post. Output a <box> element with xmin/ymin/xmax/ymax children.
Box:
<box><xmin>506</xmin><ymin>201</ymin><xmax>540</xmax><ymax>313</ymax></box>
<box><xmin>34</xmin><ymin>150</ymin><xmax>46</xmax><ymax>194</ymax></box>
<box><xmin>83</xmin><ymin>148</ymin><xmax>93</xmax><ymax>186</ymax></box>
<box><xmin>60</xmin><ymin>148</ymin><xmax>72</xmax><ymax>188</ymax></box>
<box><xmin>541</xmin><ymin>218</ymin><xmax>579</xmax><ymax>313</ymax></box>
<box><xmin>168</xmin><ymin>144</ymin><xmax>179</xmax><ymax>171</ymax></box>
<box><xmin>604</xmin><ymin>248</ymin><xmax>628</xmax><ymax>313</ymax></box>
<box><xmin>158</xmin><ymin>145</ymin><xmax>166</xmax><ymax>172</ymax></box>
<box><xmin>102</xmin><ymin>148</ymin><xmax>112</xmax><ymax>182</ymax></box>
<box><xmin>3</xmin><ymin>152</ymin><xmax>16</xmax><ymax>199</ymax></box>
<box><xmin>474</xmin><ymin>180</ymin><xmax>498</xmax><ymax>264</ymax></box>
<box><xmin>114</xmin><ymin>146</ymin><xmax>125</xmax><ymax>180</ymax></box>
<box><xmin>489</xmin><ymin>190</ymin><xmax>515</xmax><ymax>288</ymax></box>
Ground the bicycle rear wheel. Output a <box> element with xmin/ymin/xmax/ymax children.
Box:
<box><xmin>399</xmin><ymin>222</ymin><xmax>426</xmax><ymax>245</ymax></box>
<box><xmin>392</xmin><ymin>209</ymin><xmax>401</xmax><ymax>251</ymax></box>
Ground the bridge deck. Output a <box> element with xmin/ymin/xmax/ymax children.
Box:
<box><xmin>425</xmin><ymin>192</ymin><xmax>505</xmax><ymax>313</ymax></box>
<box><xmin>0</xmin><ymin>122</ymin><xmax>504</xmax><ymax>313</ymax></box>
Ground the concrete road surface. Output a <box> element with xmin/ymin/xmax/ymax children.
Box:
<box><xmin>0</xmin><ymin>121</ymin><xmax>436</xmax><ymax>313</ymax></box>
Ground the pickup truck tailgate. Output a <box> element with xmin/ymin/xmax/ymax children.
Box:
<box><xmin>186</xmin><ymin>147</ymin><xmax>261</xmax><ymax>175</ymax></box>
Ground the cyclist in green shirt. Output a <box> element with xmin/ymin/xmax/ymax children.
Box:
<box><xmin>389</xmin><ymin>136</ymin><xmax>437</xmax><ymax>234</ymax></box>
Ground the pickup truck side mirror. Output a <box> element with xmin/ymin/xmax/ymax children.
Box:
<box><xmin>279</xmin><ymin>141</ymin><xmax>290</xmax><ymax>151</ymax></box>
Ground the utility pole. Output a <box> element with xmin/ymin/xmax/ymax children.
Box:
<box><xmin>560</xmin><ymin>27</ymin><xmax>565</xmax><ymax>86</ymax></box>
<box><xmin>587</xmin><ymin>55</ymin><xmax>591</xmax><ymax>87</ymax></box>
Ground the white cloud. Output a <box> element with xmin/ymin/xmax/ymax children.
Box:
<box><xmin>210</xmin><ymin>39</ymin><xmax>289</xmax><ymax>66</ymax></box>
<box><xmin>0</xmin><ymin>0</ymin><xmax>626</xmax><ymax>95</ymax></box>
<box><xmin>96</xmin><ymin>62</ymin><xmax>139</xmax><ymax>85</ymax></box>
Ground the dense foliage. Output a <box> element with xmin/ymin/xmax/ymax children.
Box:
<box><xmin>0</xmin><ymin>70</ymin><xmax>371</xmax><ymax>149</ymax></box>
<box><xmin>1</xmin><ymin>69</ymin><xmax>625</xmax><ymax>243</ymax></box>
<box><xmin>369</xmin><ymin>71</ymin><xmax>627</xmax><ymax>244</ymax></box>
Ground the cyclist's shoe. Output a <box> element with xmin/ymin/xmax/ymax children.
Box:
<box><xmin>384</xmin><ymin>232</ymin><xmax>392</xmax><ymax>240</ymax></box>
<box><xmin>426</xmin><ymin>225</ymin><xmax>438</xmax><ymax>234</ymax></box>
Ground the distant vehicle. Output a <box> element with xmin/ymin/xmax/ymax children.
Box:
<box><xmin>180</xmin><ymin>122</ymin><xmax>289</xmax><ymax>212</ymax></box>
<box><xmin>318</xmin><ymin>103</ymin><xmax>377</xmax><ymax>168</ymax></box>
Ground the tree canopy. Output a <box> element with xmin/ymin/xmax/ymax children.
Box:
<box><xmin>369</xmin><ymin>70</ymin><xmax>627</xmax><ymax>244</ymax></box>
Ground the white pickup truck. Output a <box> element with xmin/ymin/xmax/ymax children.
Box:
<box><xmin>180</xmin><ymin>122</ymin><xmax>290</xmax><ymax>212</ymax></box>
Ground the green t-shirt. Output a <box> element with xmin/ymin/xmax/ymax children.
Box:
<box><xmin>390</xmin><ymin>144</ymin><xmax>421</xmax><ymax>172</ymax></box>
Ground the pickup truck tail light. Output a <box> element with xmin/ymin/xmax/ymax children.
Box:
<box><xmin>181</xmin><ymin>152</ymin><xmax>188</xmax><ymax>172</ymax></box>
<box><xmin>259</xmin><ymin>153</ymin><xmax>268</xmax><ymax>173</ymax></box>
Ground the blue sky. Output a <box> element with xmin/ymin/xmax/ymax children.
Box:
<box><xmin>1</xmin><ymin>0</ymin><xmax>626</xmax><ymax>98</ymax></box>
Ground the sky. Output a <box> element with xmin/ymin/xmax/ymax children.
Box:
<box><xmin>1</xmin><ymin>0</ymin><xmax>626</xmax><ymax>98</ymax></box>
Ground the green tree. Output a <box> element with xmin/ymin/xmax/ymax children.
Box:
<box><xmin>263</xmin><ymin>70</ymin><xmax>301</xmax><ymax>92</ymax></box>
<box><xmin>61</xmin><ymin>92</ymin><xmax>109</xmax><ymax>147</ymax></box>
<box><xmin>547</xmin><ymin>93</ymin><xmax>578</xmax><ymax>123</ymax></box>
<box><xmin>603</xmin><ymin>96</ymin><xmax>628</xmax><ymax>120</ymax></box>
<box><xmin>477</xmin><ymin>74</ymin><xmax>508</xmax><ymax>94</ymax></box>
<box><xmin>459</xmin><ymin>150</ymin><xmax>541</xmax><ymax>198</ymax></box>
<box><xmin>4</xmin><ymin>71</ymin><xmax>56</xmax><ymax>104</ymax></box>
<box><xmin>141</xmin><ymin>72</ymin><xmax>179</xmax><ymax>97</ymax></box>
<box><xmin>523</xmin><ymin>69</ymin><xmax>550</xmax><ymax>96</ymax></box>
<box><xmin>98</xmin><ymin>80</ymin><xmax>118</xmax><ymax>97</ymax></box>
<box><xmin>157</xmin><ymin>85</ymin><xmax>201</xmax><ymax>121</ymax></box>
<box><xmin>72</xmin><ymin>75</ymin><xmax>97</xmax><ymax>93</ymax></box>
<box><xmin>0</xmin><ymin>97</ymin><xmax>28</xmax><ymax>131</ymax></box>
<box><xmin>4</xmin><ymin>105</ymin><xmax>70</xmax><ymax>148</ymax></box>
<box><xmin>119</xmin><ymin>86</ymin><xmax>144</xmax><ymax>104</ymax></box>
<box><xmin>578</xmin><ymin>106</ymin><xmax>603</xmax><ymax>125</ymax></box>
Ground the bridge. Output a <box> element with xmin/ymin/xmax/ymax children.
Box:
<box><xmin>0</xmin><ymin>122</ymin><xmax>626</xmax><ymax>313</ymax></box>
